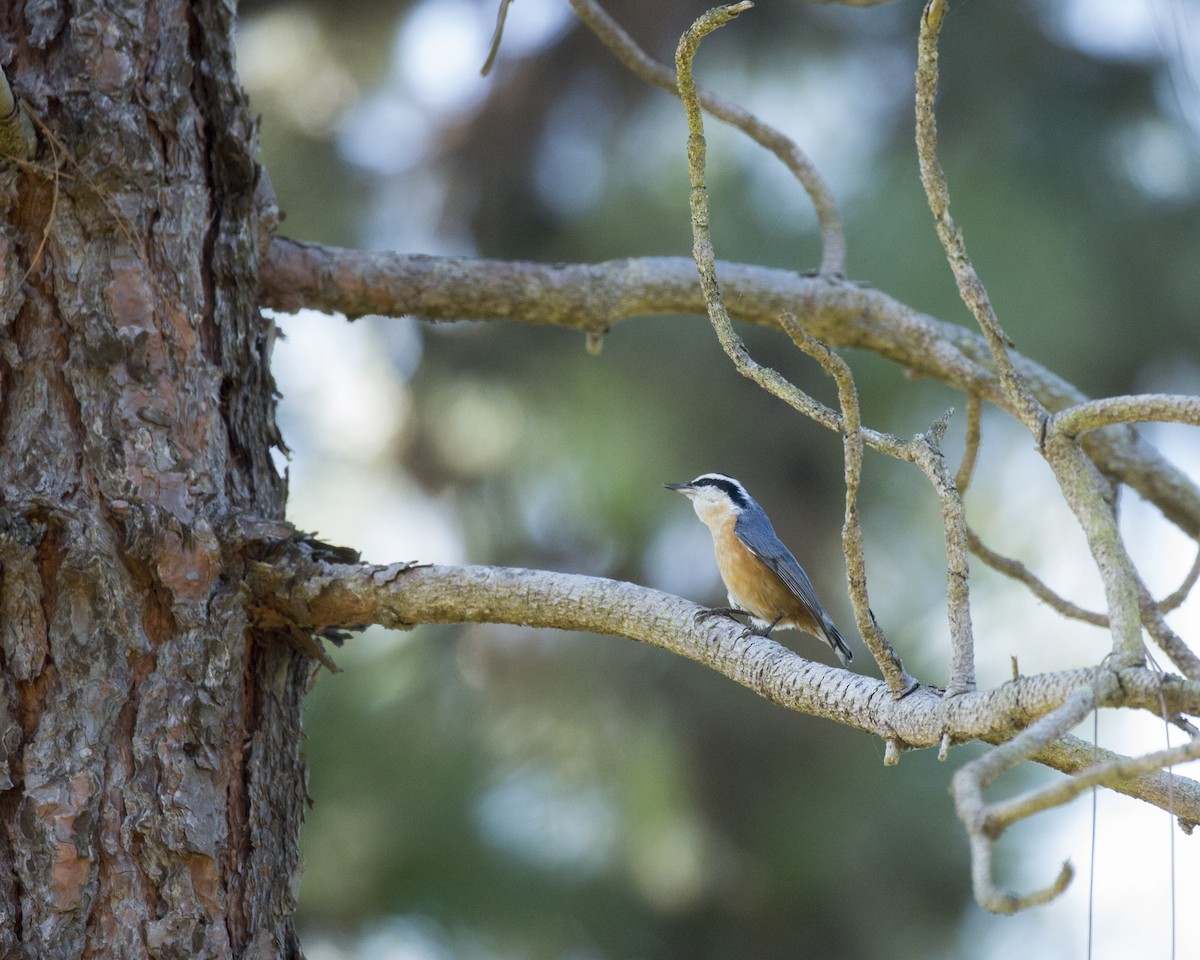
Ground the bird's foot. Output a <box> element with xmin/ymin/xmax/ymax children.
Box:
<box><xmin>693</xmin><ymin>607</ymin><xmax>749</xmax><ymax>626</ymax></box>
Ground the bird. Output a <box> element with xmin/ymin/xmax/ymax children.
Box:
<box><xmin>665</xmin><ymin>472</ymin><xmax>853</xmax><ymax>666</ymax></box>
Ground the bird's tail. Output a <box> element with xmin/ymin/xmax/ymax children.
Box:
<box><xmin>822</xmin><ymin>620</ymin><xmax>853</xmax><ymax>667</ymax></box>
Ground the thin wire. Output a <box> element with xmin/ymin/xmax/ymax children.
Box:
<box><xmin>1086</xmin><ymin>678</ymin><xmax>1098</xmax><ymax>960</ymax></box>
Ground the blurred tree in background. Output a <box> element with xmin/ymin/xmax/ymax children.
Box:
<box><xmin>238</xmin><ymin>1</ymin><xmax>1200</xmax><ymax>958</ymax></box>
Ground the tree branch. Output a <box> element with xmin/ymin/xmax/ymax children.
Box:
<box><xmin>675</xmin><ymin>3</ymin><xmax>925</xmax><ymax>696</ymax></box>
<box><xmin>953</xmin><ymin>687</ymin><xmax>1096</xmax><ymax>914</ymax></box>
<box><xmin>987</xmin><ymin>735</ymin><xmax>1200</xmax><ymax>837</ymax></box>
<box><xmin>569</xmin><ymin>0</ymin><xmax>847</xmax><ymax>276</ymax></box>
<box><xmin>907</xmin><ymin>412</ymin><xmax>976</xmax><ymax>697</ymax></box>
<box><xmin>1050</xmin><ymin>394</ymin><xmax>1200</xmax><ymax>438</ymax></box>
<box><xmin>916</xmin><ymin>0</ymin><xmax>1145</xmax><ymax>664</ymax></box>
<box><xmin>258</xmin><ymin>239</ymin><xmax>1200</xmax><ymax>541</ymax></box>
<box><xmin>779</xmin><ymin>313</ymin><xmax>918</xmax><ymax>697</ymax></box>
<box><xmin>245</xmin><ymin>556</ymin><xmax>1200</xmax><ymax>826</ymax></box>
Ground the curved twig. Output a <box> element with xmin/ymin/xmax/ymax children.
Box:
<box><xmin>675</xmin><ymin>4</ymin><xmax>924</xmax><ymax>697</ymax></box>
<box><xmin>570</xmin><ymin>0</ymin><xmax>847</xmax><ymax>276</ymax></box>
<box><xmin>967</xmin><ymin>529</ymin><xmax>1109</xmax><ymax>627</ymax></box>
<box><xmin>952</xmin><ymin>686</ymin><xmax>1097</xmax><ymax>913</ymax></box>
<box><xmin>1161</xmin><ymin>547</ymin><xmax>1200</xmax><ymax>614</ymax></box>
<box><xmin>1051</xmin><ymin>394</ymin><xmax>1200</xmax><ymax>438</ymax></box>
<box><xmin>917</xmin><ymin>0</ymin><xmax>1145</xmax><ymax>663</ymax></box>
<box><xmin>955</xmin><ymin>392</ymin><xmax>982</xmax><ymax>494</ymax></box>
<box><xmin>780</xmin><ymin>313</ymin><xmax>918</xmax><ymax>696</ymax></box>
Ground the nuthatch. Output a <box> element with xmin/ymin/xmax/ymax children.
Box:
<box><xmin>665</xmin><ymin>472</ymin><xmax>853</xmax><ymax>666</ymax></box>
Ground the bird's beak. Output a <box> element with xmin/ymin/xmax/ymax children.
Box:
<box><xmin>664</xmin><ymin>482</ymin><xmax>692</xmax><ymax>493</ymax></box>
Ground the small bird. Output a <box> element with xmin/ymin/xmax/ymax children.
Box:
<box><xmin>665</xmin><ymin>472</ymin><xmax>853</xmax><ymax>666</ymax></box>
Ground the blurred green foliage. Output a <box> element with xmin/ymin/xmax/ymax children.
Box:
<box><xmin>242</xmin><ymin>0</ymin><xmax>1199</xmax><ymax>956</ymax></box>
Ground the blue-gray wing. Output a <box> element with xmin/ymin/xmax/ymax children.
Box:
<box><xmin>734</xmin><ymin>511</ymin><xmax>853</xmax><ymax>665</ymax></box>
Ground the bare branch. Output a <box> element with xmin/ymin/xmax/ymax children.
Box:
<box><xmin>915</xmin><ymin>0</ymin><xmax>1042</xmax><ymax>430</ymax></box>
<box><xmin>967</xmin><ymin>528</ymin><xmax>1109</xmax><ymax>627</ymax></box>
<box><xmin>1050</xmin><ymin>394</ymin><xmax>1200</xmax><ymax>439</ymax></box>
<box><xmin>907</xmin><ymin>412</ymin><xmax>976</xmax><ymax>697</ymax></box>
<box><xmin>916</xmin><ymin>0</ymin><xmax>1145</xmax><ymax>663</ymax></box>
<box><xmin>1035</xmin><ymin>733</ymin><xmax>1199</xmax><ymax>828</ymax></box>
<box><xmin>1161</xmin><ymin>547</ymin><xmax>1200</xmax><ymax>614</ymax></box>
<box><xmin>987</xmin><ymin>735</ymin><xmax>1200</xmax><ymax>837</ymax></box>
<box><xmin>480</xmin><ymin>0</ymin><xmax>515</xmax><ymax>76</ymax></box>
<box><xmin>780</xmin><ymin>313</ymin><xmax>918</xmax><ymax>696</ymax></box>
<box><xmin>675</xmin><ymin>4</ymin><xmax>930</xmax><ymax>697</ymax></box>
<box><xmin>570</xmin><ymin>0</ymin><xmax>847</xmax><ymax>275</ymax></box>
<box><xmin>1135</xmin><ymin>583</ymin><xmax>1200</xmax><ymax>680</ymax></box>
<box><xmin>258</xmin><ymin>239</ymin><xmax>1200</xmax><ymax>542</ymax></box>
<box><xmin>244</xmin><ymin>555</ymin><xmax>1200</xmax><ymax>824</ymax></box>
<box><xmin>953</xmin><ymin>686</ymin><xmax>1097</xmax><ymax>913</ymax></box>
<box><xmin>955</xmin><ymin>392</ymin><xmax>982</xmax><ymax>494</ymax></box>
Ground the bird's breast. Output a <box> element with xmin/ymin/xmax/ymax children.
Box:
<box><xmin>709</xmin><ymin>517</ymin><xmax>821</xmax><ymax>635</ymax></box>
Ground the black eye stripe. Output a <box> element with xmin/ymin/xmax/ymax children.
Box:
<box><xmin>692</xmin><ymin>476</ymin><xmax>748</xmax><ymax>508</ymax></box>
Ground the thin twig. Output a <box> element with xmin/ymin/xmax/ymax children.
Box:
<box><xmin>967</xmin><ymin>528</ymin><xmax>1109</xmax><ymax>627</ymax></box>
<box><xmin>955</xmin><ymin>392</ymin><xmax>982</xmax><ymax>494</ymax></box>
<box><xmin>953</xmin><ymin>685</ymin><xmax>1098</xmax><ymax>913</ymax></box>
<box><xmin>967</xmin><ymin>528</ymin><xmax>1200</xmax><ymax>679</ymax></box>
<box><xmin>915</xmin><ymin>0</ymin><xmax>1042</xmax><ymax>430</ymax></box>
<box><xmin>19</xmin><ymin>117</ymin><xmax>59</xmax><ymax>283</ymax></box>
<box><xmin>669</xmin><ymin>3</ymin><xmax>892</xmax><ymax>457</ymax></box>
<box><xmin>917</xmin><ymin>0</ymin><xmax>1146</xmax><ymax>664</ymax></box>
<box><xmin>984</xmin><ymin>734</ymin><xmax>1200</xmax><ymax>836</ymax></box>
<box><xmin>571</xmin><ymin>0</ymin><xmax>847</xmax><ymax>276</ymax></box>
<box><xmin>1033</xmin><ymin>732</ymin><xmax>1199</xmax><ymax>831</ymax></box>
<box><xmin>907</xmin><ymin>411</ymin><xmax>976</xmax><ymax>696</ymax></box>
<box><xmin>1161</xmin><ymin>547</ymin><xmax>1200</xmax><ymax>614</ymax></box>
<box><xmin>1136</xmin><ymin>582</ymin><xmax>1200</xmax><ymax>680</ymax></box>
<box><xmin>1051</xmin><ymin>394</ymin><xmax>1200</xmax><ymax>439</ymax></box>
<box><xmin>480</xmin><ymin>0</ymin><xmax>515</xmax><ymax>76</ymax></box>
<box><xmin>780</xmin><ymin>312</ymin><xmax>918</xmax><ymax>696</ymax></box>
<box><xmin>674</xmin><ymin>4</ymin><xmax>925</xmax><ymax>698</ymax></box>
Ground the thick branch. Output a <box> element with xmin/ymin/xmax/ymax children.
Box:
<box><xmin>247</xmin><ymin>558</ymin><xmax>1200</xmax><ymax>825</ymax></box>
<box><xmin>258</xmin><ymin>240</ymin><xmax>1200</xmax><ymax>540</ymax></box>
<box><xmin>1034</xmin><ymin>733</ymin><xmax>1198</xmax><ymax>828</ymax></box>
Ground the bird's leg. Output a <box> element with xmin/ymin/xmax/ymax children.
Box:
<box><xmin>752</xmin><ymin>615</ymin><xmax>785</xmax><ymax>638</ymax></box>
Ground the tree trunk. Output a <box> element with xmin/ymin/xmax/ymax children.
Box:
<box><xmin>0</xmin><ymin>3</ymin><xmax>308</xmax><ymax>957</ymax></box>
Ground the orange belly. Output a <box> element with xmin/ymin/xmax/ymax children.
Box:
<box><xmin>710</xmin><ymin>517</ymin><xmax>821</xmax><ymax>636</ymax></box>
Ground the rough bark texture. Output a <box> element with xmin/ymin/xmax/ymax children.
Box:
<box><xmin>0</xmin><ymin>2</ymin><xmax>308</xmax><ymax>957</ymax></box>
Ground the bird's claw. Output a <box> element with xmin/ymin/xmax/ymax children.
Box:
<box><xmin>693</xmin><ymin>607</ymin><xmax>746</xmax><ymax>625</ymax></box>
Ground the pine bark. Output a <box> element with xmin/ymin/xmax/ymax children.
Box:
<box><xmin>0</xmin><ymin>2</ymin><xmax>308</xmax><ymax>957</ymax></box>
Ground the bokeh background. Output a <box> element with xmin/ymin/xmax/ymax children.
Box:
<box><xmin>236</xmin><ymin>0</ymin><xmax>1200</xmax><ymax>956</ymax></box>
